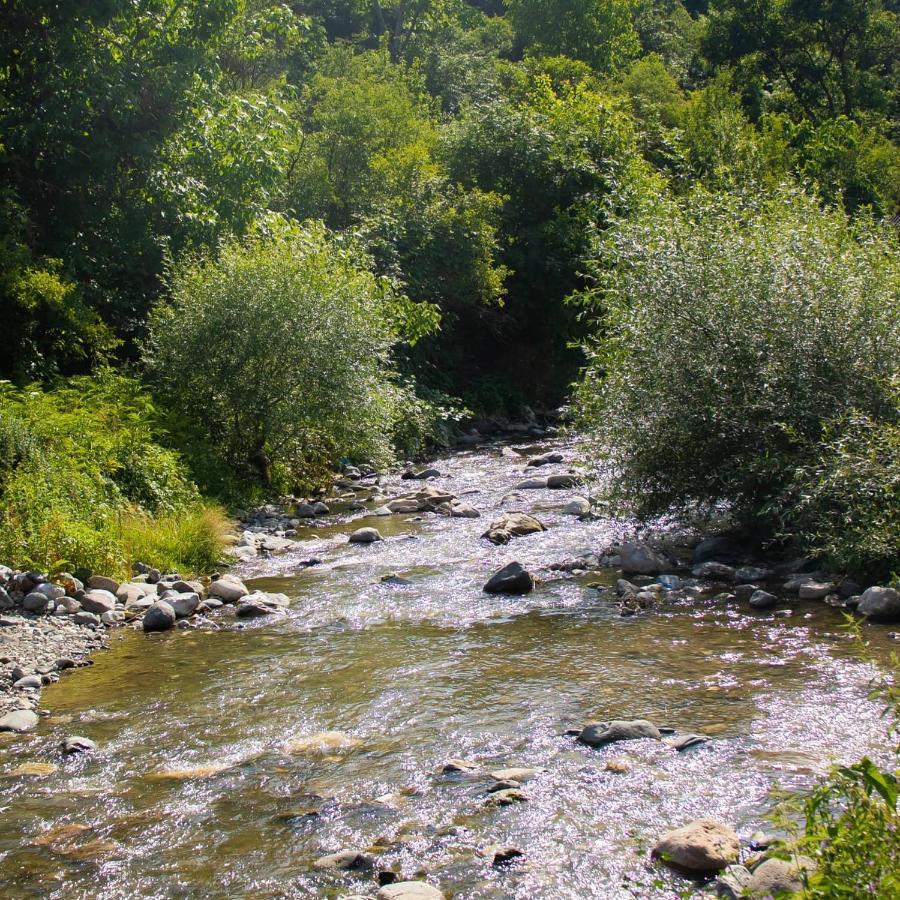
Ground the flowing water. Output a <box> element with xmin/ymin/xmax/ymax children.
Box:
<box><xmin>0</xmin><ymin>440</ymin><xmax>896</xmax><ymax>899</ymax></box>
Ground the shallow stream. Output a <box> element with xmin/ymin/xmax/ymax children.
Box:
<box><xmin>0</xmin><ymin>440</ymin><xmax>895</xmax><ymax>898</ymax></box>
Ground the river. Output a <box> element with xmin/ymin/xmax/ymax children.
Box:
<box><xmin>0</xmin><ymin>439</ymin><xmax>895</xmax><ymax>898</ymax></box>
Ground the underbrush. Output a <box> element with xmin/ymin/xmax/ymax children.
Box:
<box><xmin>0</xmin><ymin>374</ymin><xmax>229</xmax><ymax>577</ymax></box>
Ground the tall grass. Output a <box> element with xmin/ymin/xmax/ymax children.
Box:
<box><xmin>0</xmin><ymin>374</ymin><xmax>230</xmax><ymax>578</ymax></box>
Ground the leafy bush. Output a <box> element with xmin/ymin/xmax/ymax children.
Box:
<box><xmin>147</xmin><ymin>216</ymin><xmax>439</xmax><ymax>491</ymax></box>
<box><xmin>574</xmin><ymin>187</ymin><xmax>900</xmax><ymax>554</ymax></box>
<box><xmin>0</xmin><ymin>374</ymin><xmax>225</xmax><ymax>577</ymax></box>
<box><xmin>786</xmin><ymin>410</ymin><xmax>900</xmax><ymax>581</ymax></box>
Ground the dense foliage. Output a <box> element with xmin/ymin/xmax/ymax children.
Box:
<box><xmin>0</xmin><ymin>375</ymin><xmax>226</xmax><ymax>577</ymax></box>
<box><xmin>574</xmin><ymin>188</ymin><xmax>899</xmax><ymax>575</ymax></box>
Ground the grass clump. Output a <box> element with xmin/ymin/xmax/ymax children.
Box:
<box><xmin>574</xmin><ymin>186</ymin><xmax>899</xmax><ymax>576</ymax></box>
<box><xmin>0</xmin><ymin>374</ymin><xmax>228</xmax><ymax>578</ymax></box>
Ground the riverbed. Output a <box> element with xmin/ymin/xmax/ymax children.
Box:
<box><xmin>0</xmin><ymin>440</ymin><xmax>895</xmax><ymax>898</ymax></box>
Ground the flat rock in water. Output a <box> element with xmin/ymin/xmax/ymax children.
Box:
<box><xmin>489</xmin><ymin>766</ymin><xmax>540</xmax><ymax>782</ymax></box>
<box><xmin>482</xmin><ymin>512</ymin><xmax>546</xmax><ymax>545</ymax></box>
<box><xmin>0</xmin><ymin>709</ymin><xmax>39</xmax><ymax>733</ymax></box>
<box><xmin>578</xmin><ymin>719</ymin><xmax>661</xmax><ymax>747</ymax></box>
<box><xmin>349</xmin><ymin>527</ymin><xmax>383</xmax><ymax>544</ymax></box>
<box><xmin>485</xmin><ymin>788</ymin><xmax>528</xmax><ymax>806</ymax></box>
<box><xmin>525</xmin><ymin>451</ymin><xmax>563</xmax><ymax>467</ymax></box>
<box><xmin>313</xmin><ymin>849</ymin><xmax>374</xmax><ymax>871</ymax></box>
<box><xmin>483</xmin><ymin>562</ymin><xmax>535</xmax><ymax>594</ymax></box>
<box><xmin>666</xmin><ymin>733</ymin><xmax>710</xmax><ymax>751</ymax></box>
<box><xmin>516</xmin><ymin>477</ymin><xmax>548</xmax><ymax>490</ymax></box>
<box><xmin>441</xmin><ymin>759</ymin><xmax>478</xmax><ymax>774</ymax></box>
<box><xmin>652</xmin><ymin>819</ymin><xmax>740</xmax><ymax>873</ymax></box>
<box><xmin>547</xmin><ymin>474</ymin><xmax>578</xmax><ymax>489</ymax></box>
<box><xmin>286</xmin><ymin>730</ymin><xmax>360</xmax><ymax>754</ymax></box>
<box><xmin>377</xmin><ymin>883</ymin><xmax>444</xmax><ymax>900</ymax></box>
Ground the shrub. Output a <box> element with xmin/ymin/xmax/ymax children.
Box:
<box><xmin>0</xmin><ymin>374</ymin><xmax>226</xmax><ymax>577</ymax></box>
<box><xmin>787</xmin><ymin>410</ymin><xmax>900</xmax><ymax>581</ymax></box>
<box><xmin>574</xmin><ymin>186</ymin><xmax>900</xmax><ymax>549</ymax></box>
<box><xmin>147</xmin><ymin>216</ymin><xmax>439</xmax><ymax>490</ymax></box>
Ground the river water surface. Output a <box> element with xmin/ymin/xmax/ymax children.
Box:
<box><xmin>0</xmin><ymin>440</ymin><xmax>895</xmax><ymax>898</ymax></box>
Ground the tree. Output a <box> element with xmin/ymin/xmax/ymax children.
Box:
<box><xmin>505</xmin><ymin>0</ymin><xmax>640</xmax><ymax>74</ymax></box>
<box><xmin>147</xmin><ymin>217</ymin><xmax>438</xmax><ymax>486</ymax></box>
<box><xmin>704</xmin><ymin>0</ymin><xmax>899</xmax><ymax>123</ymax></box>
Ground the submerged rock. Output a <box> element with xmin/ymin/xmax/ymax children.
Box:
<box><xmin>377</xmin><ymin>883</ymin><xmax>444</xmax><ymax>900</ymax></box>
<box><xmin>547</xmin><ymin>474</ymin><xmax>578</xmax><ymax>489</ymax></box>
<box><xmin>483</xmin><ymin>562</ymin><xmax>535</xmax><ymax>594</ymax></box>
<box><xmin>652</xmin><ymin>819</ymin><xmax>739</xmax><ymax>873</ymax></box>
<box><xmin>578</xmin><ymin>719</ymin><xmax>661</xmax><ymax>747</ymax></box>
<box><xmin>526</xmin><ymin>451</ymin><xmax>563</xmax><ymax>467</ymax></box>
<box><xmin>313</xmin><ymin>849</ymin><xmax>374</xmax><ymax>871</ymax></box>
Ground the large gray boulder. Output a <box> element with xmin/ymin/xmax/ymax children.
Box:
<box><xmin>652</xmin><ymin>819</ymin><xmax>739</xmax><ymax>873</ymax></box>
<box><xmin>169</xmin><ymin>592</ymin><xmax>201</xmax><ymax>618</ymax></box>
<box><xmin>483</xmin><ymin>562</ymin><xmax>535</xmax><ymax>594</ymax></box>
<box><xmin>87</xmin><ymin>575</ymin><xmax>119</xmax><ymax>593</ymax></box>
<box><xmin>578</xmin><ymin>719</ymin><xmax>661</xmax><ymax>747</ymax></box>
<box><xmin>858</xmin><ymin>586</ymin><xmax>900</xmax><ymax>623</ymax></box>
<box><xmin>143</xmin><ymin>601</ymin><xmax>176</xmax><ymax>633</ymax></box>
<box><xmin>619</xmin><ymin>543</ymin><xmax>666</xmax><ymax>575</ymax></box>
<box><xmin>22</xmin><ymin>592</ymin><xmax>50</xmax><ymax>613</ymax></box>
<box><xmin>80</xmin><ymin>589</ymin><xmax>117</xmax><ymax>614</ymax></box>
